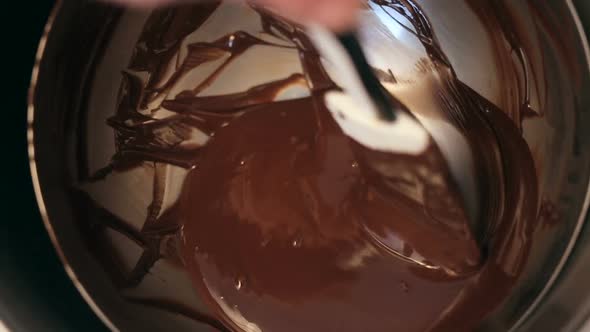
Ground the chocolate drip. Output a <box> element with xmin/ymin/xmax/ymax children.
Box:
<box><xmin>98</xmin><ymin>9</ymin><xmax>317</xmax><ymax>171</ymax></box>
<box><xmin>464</xmin><ymin>0</ymin><xmax>546</xmax><ymax>127</ymax></box>
<box><xmin>150</xmin><ymin>30</ymin><xmax>296</xmax><ymax>102</ymax></box>
<box><xmin>130</xmin><ymin>2</ymin><xmax>222</xmax><ymax>108</ymax></box>
<box><xmin>485</xmin><ymin>0</ymin><xmax>536</xmax><ymax>121</ymax></box>
<box><xmin>78</xmin><ymin>1</ymin><xmax>546</xmax><ymax>331</ymax></box>
<box><xmin>372</xmin><ymin>0</ymin><xmax>454</xmax><ymax>71</ymax></box>
<box><xmin>257</xmin><ymin>9</ymin><xmax>336</xmax><ymax>92</ymax></box>
<box><xmin>162</xmin><ymin>73</ymin><xmax>307</xmax><ymax>114</ymax></box>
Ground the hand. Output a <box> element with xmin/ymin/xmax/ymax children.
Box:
<box><xmin>105</xmin><ymin>0</ymin><xmax>362</xmax><ymax>31</ymax></box>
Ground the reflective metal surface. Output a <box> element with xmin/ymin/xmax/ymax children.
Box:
<box><xmin>28</xmin><ymin>0</ymin><xmax>590</xmax><ymax>331</ymax></box>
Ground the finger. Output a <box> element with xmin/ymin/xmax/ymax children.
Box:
<box><xmin>103</xmin><ymin>0</ymin><xmax>362</xmax><ymax>30</ymax></box>
<box><xmin>257</xmin><ymin>0</ymin><xmax>362</xmax><ymax>31</ymax></box>
<box><xmin>305</xmin><ymin>0</ymin><xmax>361</xmax><ymax>31</ymax></box>
<box><xmin>255</xmin><ymin>0</ymin><xmax>314</xmax><ymax>24</ymax></box>
<box><xmin>104</xmin><ymin>0</ymin><xmax>181</xmax><ymax>8</ymax></box>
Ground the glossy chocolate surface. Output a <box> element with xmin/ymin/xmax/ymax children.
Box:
<box><xmin>77</xmin><ymin>1</ymin><xmax>553</xmax><ymax>331</ymax></box>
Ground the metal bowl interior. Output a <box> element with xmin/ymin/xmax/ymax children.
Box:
<box><xmin>29</xmin><ymin>0</ymin><xmax>590</xmax><ymax>331</ymax></box>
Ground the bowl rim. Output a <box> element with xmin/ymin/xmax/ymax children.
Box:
<box><xmin>26</xmin><ymin>1</ymin><xmax>118</xmax><ymax>330</ymax></box>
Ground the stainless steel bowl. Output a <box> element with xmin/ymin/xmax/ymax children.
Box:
<box><xmin>29</xmin><ymin>0</ymin><xmax>590</xmax><ymax>331</ymax></box>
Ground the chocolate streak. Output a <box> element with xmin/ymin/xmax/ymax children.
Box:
<box><xmin>80</xmin><ymin>1</ymin><xmax>543</xmax><ymax>331</ymax></box>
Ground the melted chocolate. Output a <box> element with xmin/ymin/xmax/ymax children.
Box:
<box><xmin>79</xmin><ymin>1</ymin><xmax>545</xmax><ymax>331</ymax></box>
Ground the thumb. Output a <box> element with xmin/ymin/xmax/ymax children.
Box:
<box><xmin>102</xmin><ymin>0</ymin><xmax>361</xmax><ymax>31</ymax></box>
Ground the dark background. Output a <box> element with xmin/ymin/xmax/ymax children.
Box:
<box><xmin>2</xmin><ymin>1</ymin><xmax>106</xmax><ymax>331</ymax></box>
<box><xmin>3</xmin><ymin>1</ymin><xmax>590</xmax><ymax>332</ymax></box>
